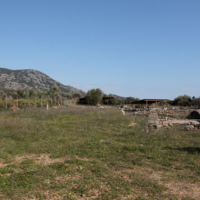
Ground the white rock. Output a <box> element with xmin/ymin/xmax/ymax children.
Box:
<box><xmin>190</xmin><ymin>121</ymin><xmax>199</xmax><ymax>125</ymax></box>
<box><xmin>121</xmin><ymin>109</ymin><xmax>125</xmax><ymax>115</ymax></box>
<box><xmin>184</xmin><ymin>125</ymin><xmax>194</xmax><ymax>131</ymax></box>
<box><xmin>154</xmin><ymin>124</ymin><xmax>162</xmax><ymax>129</ymax></box>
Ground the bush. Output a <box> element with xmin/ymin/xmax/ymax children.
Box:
<box><xmin>0</xmin><ymin>100</ymin><xmax>5</xmax><ymax>110</ymax></box>
<box><xmin>172</xmin><ymin>95</ymin><xmax>192</xmax><ymax>106</ymax></box>
<box><xmin>86</xmin><ymin>88</ymin><xmax>103</xmax><ymax>105</ymax></box>
<box><xmin>124</xmin><ymin>97</ymin><xmax>140</xmax><ymax>104</ymax></box>
<box><xmin>72</xmin><ymin>93</ymin><xmax>81</xmax><ymax>99</ymax></box>
<box><xmin>191</xmin><ymin>97</ymin><xmax>200</xmax><ymax>108</ymax></box>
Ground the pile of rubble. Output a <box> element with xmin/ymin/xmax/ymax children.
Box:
<box><xmin>121</xmin><ymin>105</ymin><xmax>200</xmax><ymax>131</ymax></box>
<box><xmin>147</xmin><ymin>118</ymin><xmax>200</xmax><ymax>131</ymax></box>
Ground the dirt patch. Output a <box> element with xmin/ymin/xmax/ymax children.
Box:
<box><xmin>12</xmin><ymin>154</ymin><xmax>68</xmax><ymax>166</ymax></box>
<box><xmin>55</xmin><ymin>173</ymin><xmax>81</xmax><ymax>183</ymax></box>
<box><xmin>112</xmin><ymin>166</ymin><xmax>200</xmax><ymax>200</ymax></box>
<box><xmin>0</xmin><ymin>154</ymin><xmax>71</xmax><ymax>168</ymax></box>
<box><xmin>128</xmin><ymin>122</ymin><xmax>138</xmax><ymax>127</ymax></box>
<box><xmin>0</xmin><ymin>162</ymin><xmax>7</xmax><ymax>168</ymax></box>
<box><xmin>21</xmin><ymin>190</ymin><xmax>66</xmax><ymax>200</ymax></box>
<box><xmin>163</xmin><ymin>181</ymin><xmax>200</xmax><ymax>200</ymax></box>
<box><xmin>148</xmin><ymin>169</ymin><xmax>200</xmax><ymax>199</ymax></box>
<box><xmin>75</xmin><ymin>155</ymin><xmax>90</xmax><ymax>162</ymax></box>
<box><xmin>34</xmin><ymin>154</ymin><xmax>67</xmax><ymax>166</ymax></box>
<box><xmin>85</xmin><ymin>189</ymin><xmax>100</xmax><ymax>199</ymax></box>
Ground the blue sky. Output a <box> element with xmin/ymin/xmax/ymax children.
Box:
<box><xmin>0</xmin><ymin>0</ymin><xmax>200</xmax><ymax>99</ymax></box>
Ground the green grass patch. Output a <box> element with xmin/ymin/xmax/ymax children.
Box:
<box><xmin>0</xmin><ymin>106</ymin><xmax>199</xmax><ymax>199</ymax></box>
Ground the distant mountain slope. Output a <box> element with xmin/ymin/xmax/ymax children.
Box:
<box><xmin>112</xmin><ymin>94</ymin><xmax>126</xmax><ymax>100</ymax></box>
<box><xmin>0</xmin><ymin>68</ymin><xmax>85</xmax><ymax>96</ymax></box>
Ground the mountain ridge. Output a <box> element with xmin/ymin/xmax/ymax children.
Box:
<box><xmin>0</xmin><ymin>67</ymin><xmax>85</xmax><ymax>96</ymax></box>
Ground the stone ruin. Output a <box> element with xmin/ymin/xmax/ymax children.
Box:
<box><xmin>123</xmin><ymin>105</ymin><xmax>200</xmax><ymax>131</ymax></box>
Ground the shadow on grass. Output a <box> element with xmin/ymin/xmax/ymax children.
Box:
<box><xmin>166</xmin><ymin>147</ymin><xmax>200</xmax><ymax>154</ymax></box>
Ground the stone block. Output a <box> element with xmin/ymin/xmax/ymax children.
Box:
<box><xmin>184</xmin><ymin>125</ymin><xmax>194</xmax><ymax>131</ymax></box>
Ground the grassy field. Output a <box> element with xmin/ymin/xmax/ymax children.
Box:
<box><xmin>0</xmin><ymin>106</ymin><xmax>199</xmax><ymax>200</ymax></box>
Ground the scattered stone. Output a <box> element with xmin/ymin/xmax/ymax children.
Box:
<box><xmin>148</xmin><ymin>113</ymin><xmax>158</xmax><ymax>119</ymax></box>
<box><xmin>148</xmin><ymin>120</ymin><xmax>154</xmax><ymax>124</ymax></box>
<box><xmin>196</xmin><ymin>124</ymin><xmax>200</xmax><ymax>129</ymax></box>
<box><xmin>163</xmin><ymin>124</ymin><xmax>168</xmax><ymax>128</ymax></box>
<box><xmin>168</xmin><ymin>123</ymin><xmax>173</xmax><ymax>127</ymax></box>
<box><xmin>163</xmin><ymin>121</ymin><xmax>168</xmax><ymax>126</ymax></box>
<box><xmin>190</xmin><ymin>121</ymin><xmax>199</xmax><ymax>126</ymax></box>
<box><xmin>184</xmin><ymin>125</ymin><xmax>195</xmax><ymax>131</ymax></box>
<box><xmin>52</xmin><ymin>106</ymin><xmax>58</xmax><ymax>109</ymax></box>
<box><xmin>134</xmin><ymin>107</ymin><xmax>200</xmax><ymax>131</ymax></box>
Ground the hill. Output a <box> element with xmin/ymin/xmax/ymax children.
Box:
<box><xmin>112</xmin><ymin>94</ymin><xmax>126</xmax><ymax>100</ymax></box>
<box><xmin>0</xmin><ymin>68</ymin><xmax>85</xmax><ymax>96</ymax></box>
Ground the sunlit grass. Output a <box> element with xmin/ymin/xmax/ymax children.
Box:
<box><xmin>0</xmin><ymin>106</ymin><xmax>199</xmax><ymax>199</ymax></box>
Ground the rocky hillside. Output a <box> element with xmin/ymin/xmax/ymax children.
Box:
<box><xmin>0</xmin><ymin>68</ymin><xmax>85</xmax><ymax>96</ymax></box>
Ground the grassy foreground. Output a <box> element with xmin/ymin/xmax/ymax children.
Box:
<box><xmin>0</xmin><ymin>106</ymin><xmax>199</xmax><ymax>200</ymax></box>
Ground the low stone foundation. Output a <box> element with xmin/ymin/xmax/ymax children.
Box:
<box><xmin>124</xmin><ymin>106</ymin><xmax>200</xmax><ymax>131</ymax></box>
<box><xmin>131</xmin><ymin>107</ymin><xmax>195</xmax><ymax>119</ymax></box>
<box><xmin>147</xmin><ymin>118</ymin><xmax>200</xmax><ymax>131</ymax></box>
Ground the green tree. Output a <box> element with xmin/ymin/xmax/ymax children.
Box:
<box><xmin>192</xmin><ymin>97</ymin><xmax>200</xmax><ymax>107</ymax></box>
<box><xmin>0</xmin><ymin>90</ymin><xmax>4</xmax><ymax>98</ymax></box>
<box><xmin>102</xmin><ymin>94</ymin><xmax>117</xmax><ymax>105</ymax></box>
<box><xmin>17</xmin><ymin>88</ymin><xmax>29</xmax><ymax>98</ymax></box>
<box><xmin>86</xmin><ymin>88</ymin><xmax>103</xmax><ymax>105</ymax></box>
<box><xmin>111</xmin><ymin>95</ymin><xmax>122</xmax><ymax>105</ymax></box>
<box><xmin>124</xmin><ymin>97</ymin><xmax>140</xmax><ymax>104</ymax></box>
<box><xmin>173</xmin><ymin>95</ymin><xmax>192</xmax><ymax>106</ymax></box>
<box><xmin>17</xmin><ymin>88</ymin><xmax>24</xmax><ymax>98</ymax></box>
<box><xmin>46</xmin><ymin>85</ymin><xmax>61</xmax><ymax>99</ymax></box>
<box><xmin>107</xmin><ymin>94</ymin><xmax>126</xmax><ymax>105</ymax></box>
<box><xmin>10</xmin><ymin>91</ymin><xmax>18</xmax><ymax>99</ymax></box>
<box><xmin>72</xmin><ymin>92</ymin><xmax>81</xmax><ymax>99</ymax></box>
<box><xmin>29</xmin><ymin>89</ymin><xmax>36</xmax><ymax>98</ymax></box>
<box><xmin>36</xmin><ymin>89</ymin><xmax>44</xmax><ymax>99</ymax></box>
<box><xmin>62</xmin><ymin>93</ymin><xmax>72</xmax><ymax>99</ymax></box>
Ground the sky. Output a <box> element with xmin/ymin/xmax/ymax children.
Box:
<box><xmin>0</xmin><ymin>0</ymin><xmax>200</xmax><ymax>99</ymax></box>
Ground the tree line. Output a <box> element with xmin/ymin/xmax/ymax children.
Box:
<box><xmin>170</xmin><ymin>94</ymin><xmax>200</xmax><ymax>107</ymax></box>
<box><xmin>0</xmin><ymin>86</ymin><xmax>141</xmax><ymax>106</ymax></box>
<box><xmin>86</xmin><ymin>90</ymin><xmax>200</xmax><ymax>107</ymax></box>
<box><xmin>4</xmin><ymin>87</ymin><xmax>198</xmax><ymax>108</ymax></box>
<box><xmin>85</xmin><ymin>88</ymin><xmax>140</xmax><ymax>105</ymax></box>
<box><xmin>0</xmin><ymin>86</ymin><xmax>81</xmax><ymax>100</ymax></box>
